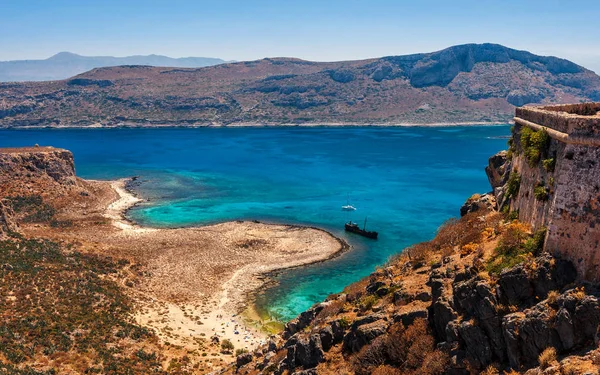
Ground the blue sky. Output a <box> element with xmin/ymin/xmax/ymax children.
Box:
<box><xmin>1</xmin><ymin>0</ymin><xmax>599</xmax><ymax>72</ymax></box>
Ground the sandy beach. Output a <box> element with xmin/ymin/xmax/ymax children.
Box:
<box><xmin>99</xmin><ymin>178</ymin><xmax>347</xmax><ymax>353</ymax></box>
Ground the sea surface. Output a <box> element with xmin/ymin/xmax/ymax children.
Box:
<box><xmin>1</xmin><ymin>126</ymin><xmax>509</xmax><ymax>320</ymax></box>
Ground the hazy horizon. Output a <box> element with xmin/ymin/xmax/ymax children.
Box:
<box><xmin>1</xmin><ymin>0</ymin><xmax>599</xmax><ymax>73</ymax></box>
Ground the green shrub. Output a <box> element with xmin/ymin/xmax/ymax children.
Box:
<box><xmin>339</xmin><ymin>317</ymin><xmax>350</xmax><ymax>329</ymax></box>
<box><xmin>542</xmin><ymin>158</ymin><xmax>556</xmax><ymax>172</ymax></box>
<box><xmin>506</xmin><ymin>171</ymin><xmax>521</xmax><ymax>198</ymax></box>
<box><xmin>221</xmin><ymin>339</ymin><xmax>234</xmax><ymax>352</ymax></box>
<box><xmin>360</xmin><ymin>295</ymin><xmax>379</xmax><ymax>311</ymax></box>
<box><xmin>235</xmin><ymin>348</ymin><xmax>248</xmax><ymax>356</ymax></box>
<box><xmin>520</xmin><ymin>127</ymin><xmax>550</xmax><ymax>167</ymax></box>
<box><xmin>486</xmin><ymin>222</ymin><xmax>532</xmax><ymax>275</ymax></box>
<box><xmin>506</xmin><ymin>210</ymin><xmax>519</xmax><ymax>221</ymax></box>
<box><xmin>523</xmin><ymin>227</ymin><xmax>547</xmax><ymax>255</ymax></box>
<box><xmin>7</xmin><ymin>195</ymin><xmax>56</xmax><ymax>223</ymax></box>
<box><xmin>534</xmin><ymin>184</ymin><xmax>549</xmax><ymax>201</ymax></box>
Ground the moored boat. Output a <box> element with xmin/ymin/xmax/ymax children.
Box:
<box><xmin>344</xmin><ymin>217</ymin><xmax>378</xmax><ymax>239</ymax></box>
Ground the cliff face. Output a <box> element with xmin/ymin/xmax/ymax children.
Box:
<box><xmin>0</xmin><ymin>146</ymin><xmax>87</xmax><ymax>227</ymax></box>
<box><xmin>489</xmin><ymin>103</ymin><xmax>600</xmax><ymax>281</ymax></box>
<box><xmin>0</xmin><ymin>146</ymin><xmax>76</xmax><ymax>184</ymax></box>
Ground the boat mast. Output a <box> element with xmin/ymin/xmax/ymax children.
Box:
<box><xmin>363</xmin><ymin>217</ymin><xmax>367</xmax><ymax>230</ymax></box>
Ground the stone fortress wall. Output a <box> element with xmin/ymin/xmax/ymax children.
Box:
<box><xmin>512</xmin><ymin>103</ymin><xmax>600</xmax><ymax>280</ymax></box>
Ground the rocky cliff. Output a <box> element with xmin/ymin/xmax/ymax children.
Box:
<box><xmin>0</xmin><ymin>146</ymin><xmax>76</xmax><ymax>184</ymax></box>
<box><xmin>230</xmin><ymin>211</ymin><xmax>600</xmax><ymax>375</ymax></box>
<box><xmin>230</xmin><ymin>104</ymin><xmax>600</xmax><ymax>375</ymax></box>
<box><xmin>2</xmin><ymin>44</ymin><xmax>599</xmax><ymax>127</ymax></box>
<box><xmin>0</xmin><ymin>146</ymin><xmax>90</xmax><ymax>228</ymax></box>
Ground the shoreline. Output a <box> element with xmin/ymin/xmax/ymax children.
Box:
<box><xmin>1</xmin><ymin>121</ymin><xmax>512</xmax><ymax>130</ymax></box>
<box><xmin>106</xmin><ymin>177</ymin><xmax>349</xmax><ymax>350</ymax></box>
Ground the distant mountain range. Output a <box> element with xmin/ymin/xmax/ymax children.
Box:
<box><xmin>0</xmin><ymin>52</ymin><xmax>230</xmax><ymax>82</ymax></box>
<box><xmin>1</xmin><ymin>43</ymin><xmax>599</xmax><ymax>127</ymax></box>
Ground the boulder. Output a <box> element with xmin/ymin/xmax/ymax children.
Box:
<box><xmin>486</xmin><ymin>151</ymin><xmax>510</xmax><ymax>190</ymax></box>
<box><xmin>236</xmin><ymin>353</ymin><xmax>253</xmax><ymax>368</ymax></box>
<box><xmin>460</xmin><ymin>192</ymin><xmax>497</xmax><ymax>216</ymax></box>
<box><xmin>366</xmin><ymin>280</ymin><xmax>387</xmax><ymax>294</ymax></box>
<box><xmin>285</xmin><ymin>334</ymin><xmax>325</xmax><ymax>370</ymax></box>
<box><xmin>497</xmin><ymin>265</ymin><xmax>533</xmax><ymax>306</ymax></box>
<box><xmin>430</xmin><ymin>298</ymin><xmax>458</xmax><ymax>341</ymax></box>
<box><xmin>393</xmin><ymin>289</ymin><xmax>412</xmax><ymax>305</ymax></box>
<box><xmin>318</xmin><ymin>325</ymin><xmax>334</xmax><ymax>351</ymax></box>
<box><xmin>393</xmin><ymin>309</ymin><xmax>428</xmax><ymax>327</ymax></box>
<box><xmin>294</xmin><ymin>334</ymin><xmax>324</xmax><ymax>369</ymax></box>
<box><xmin>453</xmin><ymin>278</ymin><xmax>505</xmax><ymax>362</ymax></box>
<box><xmin>502</xmin><ymin>312</ymin><xmax>524</xmax><ymax>369</ymax></box>
<box><xmin>350</xmin><ymin>313</ymin><xmax>387</xmax><ymax>330</ymax></box>
<box><xmin>328</xmin><ymin>319</ymin><xmax>346</xmax><ymax>344</ymax></box>
<box><xmin>343</xmin><ymin>319</ymin><xmax>388</xmax><ymax>353</ymax></box>
<box><xmin>458</xmin><ymin>320</ymin><xmax>492</xmax><ymax>369</ymax></box>
<box><xmin>530</xmin><ymin>255</ymin><xmax>577</xmax><ymax>298</ymax></box>
<box><xmin>416</xmin><ymin>291</ymin><xmax>432</xmax><ymax>302</ymax></box>
<box><xmin>284</xmin><ymin>304</ymin><xmax>325</xmax><ymax>338</ymax></box>
<box><xmin>555</xmin><ymin>307</ymin><xmax>575</xmax><ymax>350</ymax></box>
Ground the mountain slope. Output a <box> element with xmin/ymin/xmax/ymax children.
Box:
<box><xmin>1</xmin><ymin>43</ymin><xmax>599</xmax><ymax>127</ymax></box>
<box><xmin>0</xmin><ymin>52</ymin><xmax>229</xmax><ymax>82</ymax></box>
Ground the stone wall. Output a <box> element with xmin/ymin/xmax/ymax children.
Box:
<box><xmin>509</xmin><ymin>103</ymin><xmax>600</xmax><ymax>280</ymax></box>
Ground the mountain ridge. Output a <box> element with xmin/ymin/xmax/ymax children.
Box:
<box><xmin>1</xmin><ymin>43</ymin><xmax>599</xmax><ymax>127</ymax></box>
<box><xmin>0</xmin><ymin>52</ymin><xmax>230</xmax><ymax>82</ymax></box>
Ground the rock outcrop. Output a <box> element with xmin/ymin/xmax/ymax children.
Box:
<box><xmin>0</xmin><ymin>147</ymin><xmax>76</xmax><ymax>183</ymax></box>
<box><xmin>232</xmin><ymin>221</ymin><xmax>598</xmax><ymax>375</ymax></box>
<box><xmin>0</xmin><ymin>199</ymin><xmax>18</xmax><ymax>237</ymax></box>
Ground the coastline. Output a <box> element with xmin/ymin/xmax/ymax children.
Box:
<box><xmin>1</xmin><ymin>121</ymin><xmax>512</xmax><ymax>130</ymax></box>
<box><xmin>106</xmin><ymin>177</ymin><xmax>348</xmax><ymax>351</ymax></box>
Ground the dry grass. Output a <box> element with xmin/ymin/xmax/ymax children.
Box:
<box><xmin>481</xmin><ymin>365</ymin><xmax>500</xmax><ymax>375</ymax></box>
<box><xmin>572</xmin><ymin>286</ymin><xmax>586</xmax><ymax>301</ymax></box>
<box><xmin>539</xmin><ymin>347</ymin><xmax>557</xmax><ymax>369</ymax></box>
<box><xmin>372</xmin><ymin>365</ymin><xmax>403</xmax><ymax>375</ymax></box>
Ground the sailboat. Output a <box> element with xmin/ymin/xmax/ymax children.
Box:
<box><xmin>345</xmin><ymin>217</ymin><xmax>378</xmax><ymax>239</ymax></box>
<box><xmin>341</xmin><ymin>194</ymin><xmax>356</xmax><ymax>211</ymax></box>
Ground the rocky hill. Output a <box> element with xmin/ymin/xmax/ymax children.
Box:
<box><xmin>0</xmin><ymin>52</ymin><xmax>228</xmax><ymax>82</ymax></box>
<box><xmin>2</xmin><ymin>44</ymin><xmax>600</xmax><ymax>127</ymax></box>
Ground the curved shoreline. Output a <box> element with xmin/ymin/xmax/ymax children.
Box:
<box><xmin>106</xmin><ymin>177</ymin><xmax>349</xmax><ymax>348</ymax></box>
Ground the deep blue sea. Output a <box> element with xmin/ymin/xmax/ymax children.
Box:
<box><xmin>1</xmin><ymin>126</ymin><xmax>509</xmax><ymax>320</ymax></box>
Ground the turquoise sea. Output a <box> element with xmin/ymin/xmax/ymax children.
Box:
<box><xmin>1</xmin><ymin>126</ymin><xmax>509</xmax><ymax>321</ymax></box>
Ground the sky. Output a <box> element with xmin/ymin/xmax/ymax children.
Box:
<box><xmin>1</xmin><ymin>0</ymin><xmax>599</xmax><ymax>72</ymax></box>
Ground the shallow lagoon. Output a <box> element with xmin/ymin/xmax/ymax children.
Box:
<box><xmin>1</xmin><ymin>125</ymin><xmax>509</xmax><ymax>320</ymax></box>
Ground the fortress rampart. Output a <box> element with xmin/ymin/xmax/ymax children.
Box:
<box><xmin>511</xmin><ymin>103</ymin><xmax>600</xmax><ymax>280</ymax></box>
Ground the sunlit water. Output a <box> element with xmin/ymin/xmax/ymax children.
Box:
<box><xmin>1</xmin><ymin>126</ymin><xmax>509</xmax><ymax>320</ymax></box>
